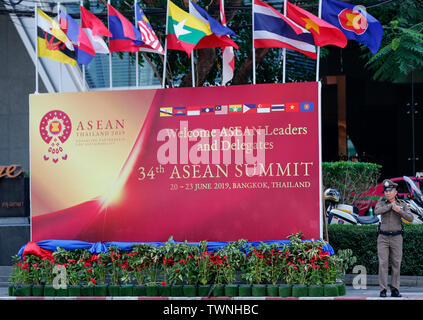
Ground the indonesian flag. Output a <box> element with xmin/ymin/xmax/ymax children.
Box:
<box><xmin>220</xmin><ymin>0</ymin><xmax>234</xmax><ymax>85</ymax></box>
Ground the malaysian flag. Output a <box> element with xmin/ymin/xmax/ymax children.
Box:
<box><xmin>135</xmin><ymin>4</ymin><xmax>165</xmax><ymax>55</ymax></box>
<box><xmin>253</xmin><ymin>0</ymin><xmax>316</xmax><ymax>59</ymax></box>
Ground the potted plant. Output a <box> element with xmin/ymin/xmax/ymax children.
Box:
<box><xmin>246</xmin><ymin>246</ymin><xmax>268</xmax><ymax>297</ymax></box>
<box><xmin>263</xmin><ymin>245</ymin><xmax>285</xmax><ymax>297</ymax></box>
<box><xmin>9</xmin><ymin>255</ymin><xmax>32</xmax><ymax>296</ymax></box>
<box><xmin>129</xmin><ymin>244</ymin><xmax>151</xmax><ymax>296</ymax></box>
<box><xmin>108</xmin><ymin>247</ymin><xmax>122</xmax><ymax>296</ymax></box>
<box><xmin>144</xmin><ymin>246</ymin><xmax>161</xmax><ymax>296</ymax></box>
<box><xmin>91</xmin><ymin>253</ymin><xmax>109</xmax><ymax>296</ymax></box>
<box><xmin>197</xmin><ymin>245</ymin><xmax>215</xmax><ymax>297</ymax></box>
<box><xmin>119</xmin><ymin>253</ymin><xmax>134</xmax><ymax>296</ymax></box>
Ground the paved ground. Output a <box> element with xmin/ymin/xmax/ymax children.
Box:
<box><xmin>1</xmin><ymin>285</ymin><xmax>423</xmax><ymax>300</ymax></box>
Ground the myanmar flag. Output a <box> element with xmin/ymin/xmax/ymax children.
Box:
<box><xmin>167</xmin><ymin>1</ymin><xmax>212</xmax><ymax>57</ymax></box>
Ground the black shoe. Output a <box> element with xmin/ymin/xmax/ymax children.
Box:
<box><xmin>380</xmin><ymin>289</ymin><xmax>387</xmax><ymax>297</ymax></box>
<box><xmin>391</xmin><ymin>288</ymin><xmax>402</xmax><ymax>297</ymax></box>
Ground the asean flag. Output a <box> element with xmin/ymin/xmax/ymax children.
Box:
<box><xmin>322</xmin><ymin>0</ymin><xmax>383</xmax><ymax>54</ymax></box>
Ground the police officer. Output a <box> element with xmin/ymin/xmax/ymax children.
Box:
<box><xmin>374</xmin><ymin>179</ymin><xmax>414</xmax><ymax>297</ymax></box>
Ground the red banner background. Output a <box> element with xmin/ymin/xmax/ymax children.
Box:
<box><xmin>30</xmin><ymin>83</ymin><xmax>321</xmax><ymax>242</ymax></box>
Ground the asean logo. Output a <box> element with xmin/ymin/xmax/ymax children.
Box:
<box><xmin>39</xmin><ymin>110</ymin><xmax>71</xmax><ymax>163</ymax></box>
<box><xmin>338</xmin><ymin>7</ymin><xmax>368</xmax><ymax>35</ymax></box>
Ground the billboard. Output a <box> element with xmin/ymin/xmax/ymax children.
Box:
<box><xmin>30</xmin><ymin>82</ymin><xmax>321</xmax><ymax>242</ymax></box>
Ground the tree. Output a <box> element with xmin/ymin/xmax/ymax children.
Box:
<box><xmin>363</xmin><ymin>0</ymin><xmax>423</xmax><ymax>82</ymax></box>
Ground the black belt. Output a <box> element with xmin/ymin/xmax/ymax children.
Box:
<box><xmin>377</xmin><ymin>224</ymin><xmax>403</xmax><ymax>236</ymax></box>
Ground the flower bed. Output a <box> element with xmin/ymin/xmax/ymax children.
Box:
<box><xmin>9</xmin><ymin>232</ymin><xmax>354</xmax><ymax>297</ymax></box>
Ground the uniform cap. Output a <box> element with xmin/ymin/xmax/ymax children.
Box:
<box><xmin>383</xmin><ymin>179</ymin><xmax>398</xmax><ymax>191</ymax></box>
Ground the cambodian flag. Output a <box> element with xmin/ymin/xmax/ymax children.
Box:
<box><xmin>108</xmin><ymin>4</ymin><xmax>144</xmax><ymax>52</ymax></box>
<box><xmin>59</xmin><ymin>8</ymin><xmax>95</xmax><ymax>66</ymax></box>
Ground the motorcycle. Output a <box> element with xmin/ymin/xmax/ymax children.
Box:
<box><xmin>324</xmin><ymin>188</ymin><xmax>380</xmax><ymax>225</ymax></box>
<box><xmin>402</xmin><ymin>176</ymin><xmax>423</xmax><ymax>224</ymax></box>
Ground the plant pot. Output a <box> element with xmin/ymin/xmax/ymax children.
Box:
<box><xmin>160</xmin><ymin>285</ymin><xmax>172</xmax><ymax>296</ymax></box>
<box><xmin>133</xmin><ymin>285</ymin><xmax>147</xmax><ymax>296</ymax></box>
<box><xmin>145</xmin><ymin>285</ymin><xmax>159</xmax><ymax>296</ymax></box>
<box><xmin>108</xmin><ymin>285</ymin><xmax>120</xmax><ymax>296</ymax></box>
<box><xmin>171</xmin><ymin>284</ymin><xmax>184</xmax><ymax>297</ymax></box>
<box><xmin>212</xmin><ymin>284</ymin><xmax>225</xmax><ymax>297</ymax></box>
<box><xmin>308</xmin><ymin>285</ymin><xmax>324</xmax><ymax>297</ymax></box>
<box><xmin>238</xmin><ymin>284</ymin><xmax>252</xmax><ymax>297</ymax></box>
<box><xmin>266</xmin><ymin>285</ymin><xmax>279</xmax><ymax>297</ymax></box>
<box><xmin>55</xmin><ymin>287</ymin><xmax>68</xmax><ymax>296</ymax></box>
<box><xmin>278</xmin><ymin>284</ymin><xmax>292</xmax><ymax>297</ymax></box>
<box><xmin>8</xmin><ymin>285</ymin><xmax>14</xmax><ymax>296</ymax></box>
<box><xmin>32</xmin><ymin>285</ymin><xmax>44</xmax><ymax>296</ymax></box>
<box><xmin>43</xmin><ymin>285</ymin><xmax>56</xmax><ymax>297</ymax></box>
<box><xmin>14</xmin><ymin>285</ymin><xmax>32</xmax><ymax>296</ymax></box>
<box><xmin>94</xmin><ymin>284</ymin><xmax>108</xmax><ymax>296</ymax></box>
<box><xmin>323</xmin><ymin>284</ymin><xmax>339</xmax><ymax>297</ymax></box>
<box><xmin>198</xmin><ymin>285</ymin><xmax>211</xmax><ymax>297</ymax></box>
<box><xmin>336</xmin><ymin>282</ymin><xmax>346</xmax><ymax>296</ymax></box>
<box><xmin>68</xmin><ymin>285</ymin><xmax>81</xmax><ymax>296</ymax></box>
<box><xmin>252</xmin><ymin>285</ymin><xmax>266</xmax><ymax>297</ymax></box>
<box><xmin>183</xmin><ymin>285</ymin><xmax>197</xmax><ymax>297</ymax></box>
<box><xmin>80</xmin><ymin>286</ymin><xmax>94</xmax><ymax>296</ymax></box>
<box><xmin>120</xmin><ymin>284</ymin><xmax>134</xmax><ymax>296</ymax></box>
<box><xmin>292</xmin><ymin>284</ymin><xmax>308</xmax><ymax>297</ymax></box>
<box><xmin>224</xmin><ymin>284</ymin><xmax>238</xmax><ymax>297</ymax></box>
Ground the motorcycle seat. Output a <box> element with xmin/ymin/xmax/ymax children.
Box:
<box><xmin>355</xmin><ymin>215</ymin><xmax>379</xmax><ymax>224</ymax></box>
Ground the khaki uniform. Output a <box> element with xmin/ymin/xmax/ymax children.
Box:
<box><xmin>374</xmin><ymin>198</ymin><xmax>414</xmax><ymax>291</ymax></box>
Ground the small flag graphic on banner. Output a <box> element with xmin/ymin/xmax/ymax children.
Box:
<box><xmin>201</xmin><ymin>106</ymin><xmax>214</xmax><ymax>115</ymax></box>
<box><xmin>229</xmin><ymin>105</ymin><xmax>242</xmax><ymax>113</ymax></box>
<box><xmin>173</xmin><ymin>106</ymin><xmax>187</xmax><ymax>116</ymax></box>
<box><xmin>286</xmin><ymin>103</ymin><xmax>300</xmax><ymax>112</ymax></box>
<box><xmin>215</xmin><ymin>105</ymin><xmax>228</xmax><ymax>115</ymax></box>
<box><xmin>187</xmin><ymin>106</ymin><xmax>201</xmax><ymax>116</ymax></box>
<box><xmin>257</xmin><ymin>104</ymin><xmax>271</xmax><ymax>113</ymax></box>
<box><xmin>160</xmin><ymin>107</ymin><xmax>173</xmax><ymax>117</ymax></box>
<box><xmin>243</xmin><ymin>104</ymin><xmax>257</xmax><ymax>113</ymax></box>
<box><xmin>300</xmin><ymin>102</ymin><xmax>313</xmax><ymax>112</ymax></box>
<box><xmin>271</xmin><ymin>104</ymin><xmax>285</xmax><ymax>112</ymax></box>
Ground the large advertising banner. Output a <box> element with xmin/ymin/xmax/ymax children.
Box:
<box><xmin>30</xmin><ymin>82</ymin><xmax>321</xmax><ymax>242</ymax></box>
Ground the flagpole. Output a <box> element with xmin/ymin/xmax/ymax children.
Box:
<box><xmin>252</xmin><ymin>0</ymin><xmax>256</xmax><ymax>85</ymax></box>
<box><xmin>58</xmin><ymin>2</ymin><xmax>62</xmax><ymax>92</ymax></box>
<box><xmin>108</xmin><ymin>0</ymin><xmax>113</xmax><ymax>89</ymax></box>
<box><xmin>162</xmin><ymin>0</ymin><xmax>169</xmax><ymax>88</ymax></box>
<box><xmin>80</xmin><ymin>1</ymin><xmax>86</xmax><ymax>91</ymax></box>
<box><xmin>135</xmin><ymin>0</ymin><xmax>139</xmax><ymax>87</ymax></box>
<box><xmin>34</xmin><ymin>3</ymin><xmax>39</xmax><ymax>94</ymax></box>
<box><xmin>282</xmin><ymin>0</ymin><xmax>287</xmax><ymax>83</ymax></box>
<box><xmin>316</xmin><ymin>0</ymin><xmax>322</xmax><ymax>82</ymax></box>
<box><xmin>191</xmin><ymin>51</ymin><xmax>195</xmax><ymax>87</ymax></box>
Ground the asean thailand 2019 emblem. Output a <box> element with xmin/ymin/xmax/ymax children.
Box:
<box><xmin>39</xmin><ymin>110</ymin><xmax>71</xmax><ymax>163</ymax></box>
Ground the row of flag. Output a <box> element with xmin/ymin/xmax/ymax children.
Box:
<box><xmin>159</xmin><ymin>102</ymin><xmax>313</xmax><ymax>117</ymax></box>
<box><xmin>35</xmin><ymin>0</ymin><xmax>384</xmax><ymax>87</ymax></box>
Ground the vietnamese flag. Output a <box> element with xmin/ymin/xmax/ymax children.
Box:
<box><xmin>286</xmin><ymin>103</ymin><xmax>300</xmax><ymax>112</ymax></box>
<box><xmin>167</xmin><ymin>0</ymin><xmax>212</xmax><ymax>57</ymax></box>
<box><xmin>286</xmin><ymin>1</ymin><xmax>347</xmax><ymax>48</ymax></box>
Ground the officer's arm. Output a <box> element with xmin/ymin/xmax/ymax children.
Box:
<box><xmin>397</xmin><ymin>202</ymin><xmax>414</xmax><ymax>223</ymax></box>
<box><xmin>374</xmin><ymin>200</ymin><xmax>391</xmax><ymax>216</ymax></box>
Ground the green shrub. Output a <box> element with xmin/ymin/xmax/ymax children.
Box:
<box><xmin>328</xmin><ymin>224</ymin><xmax>423</xmax><ymax>275</ymax></box>
<box><xmin>322</xmin><ymin>161</ymin><xmax>382</xmax><ymax>205</ymax></box>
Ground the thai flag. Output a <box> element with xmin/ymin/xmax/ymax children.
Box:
<box><xmin>59</xmin><ymin>8</ymin><xmax>95</xmax><ymax>66</ymax></box>
<box><xmin>253</xmin><ymin>0</ymin><xmax>316</xmax><ymax>59</ymax></box>
<box><xmin>135</xmin><ymin>4</ymin><xmax>164</xmax><ymax>55</ymax></box>
<box><xmin>108</xmin><ymin>4</ymin><xmax>143</xmax><ymax>52</ymax></box>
